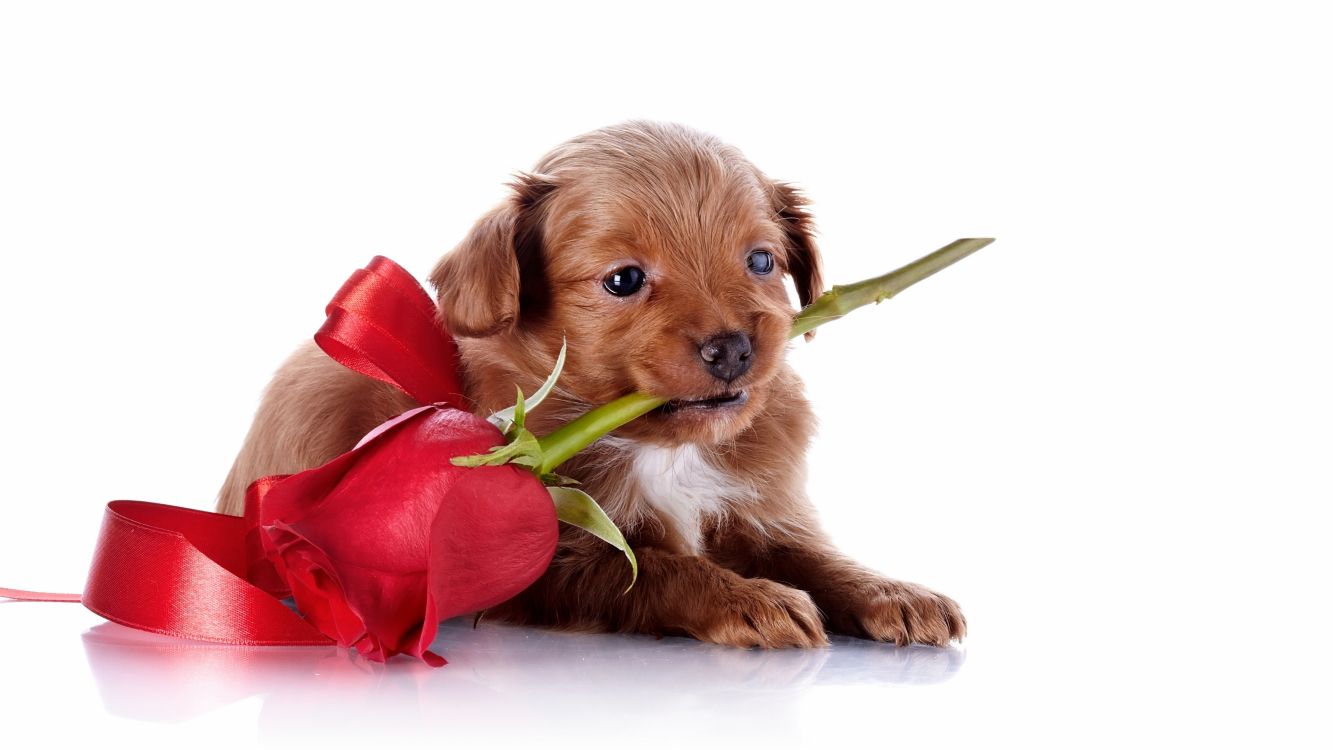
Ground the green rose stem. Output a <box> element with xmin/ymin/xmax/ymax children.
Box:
<box><xmin>531</xmin><ymin>237</ymin><xmax>994</xmax><ymax>475</ymax></box>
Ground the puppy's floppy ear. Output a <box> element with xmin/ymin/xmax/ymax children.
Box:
<box><xmin>769</xmin><ymin>181</ymin><xmax>825</xmax><ymax>338</ymax></box>
<box><xmin>430</xmin><ymin>172</ymin><xmax>556</xmax><ymax>337</ymax></box>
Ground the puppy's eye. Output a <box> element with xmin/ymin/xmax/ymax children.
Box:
<box><xmin>603</xmin><ymin>266</ymin><xmax>646</xmax><ymax>296</ymax></box>
<box><xmin>747</xmin><ymin>249</ymin><xmax>775</xmax><ymax>275</ymax></box>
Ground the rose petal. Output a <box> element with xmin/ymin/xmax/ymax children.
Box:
<box><xmin>428</xmin><ymin>466</ymin><xmax>559</xmax><ymax>619</ymax></box>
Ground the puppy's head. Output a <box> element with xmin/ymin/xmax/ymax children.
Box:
<box><xmin>432</xmin><ymin>121</ymin><xmax>823</xmax><ymax>446</ymax></box>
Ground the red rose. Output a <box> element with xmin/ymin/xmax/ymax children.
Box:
<box><xmin>246</xmin><ymin>405</ymin><xmax>559</xmax><ymax>665</ymax></box>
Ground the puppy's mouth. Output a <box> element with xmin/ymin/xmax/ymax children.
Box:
<box><xmin>657</xmin><ymin>390</ymin><xmax>749</xmax><ymax>415</ymax></box>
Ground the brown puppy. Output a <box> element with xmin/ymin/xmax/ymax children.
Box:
<box><xmin>217</xmin><ymin>121</ymin><xmax>965</xmax><ymax>649</ymax></box>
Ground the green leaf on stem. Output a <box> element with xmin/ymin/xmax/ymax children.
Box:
<box><xmin>454</xmin><ymin>380</ymin><xmax>549</xmax><ymax>469</ymax></box>
<box><xmin>540</xmin><ymin>473</ymin><xmax>580</xmax><ymax>487</ymax></box>
<box><xmin>488</xmin><ymin>340</ymin><xmax>567</xmax><ymax>433</ymax></box>
<box><xmin>511</xmin><ymin>384</ymin><xmax>527</xmax><ymax>432</ymax></box>
<box><xmin>451</xmin><ymin>426</ymin><xmax>544</xmax><ymax>469</ymax></box>
<box><xmin>547</xmin><ymin>486</ymin><xmax>638</xmax><ymax>591</ymax></box>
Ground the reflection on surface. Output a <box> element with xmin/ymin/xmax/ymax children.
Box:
<box><xmin>82</xmin><ymin>618</ymin><xmax>964</xmax><ymax>742</ymax></box>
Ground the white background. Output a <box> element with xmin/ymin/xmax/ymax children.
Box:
<box><xmin>1</xmin><ymin>1</ymin><xmax>1329</xmax><ymax>747</ymax></box>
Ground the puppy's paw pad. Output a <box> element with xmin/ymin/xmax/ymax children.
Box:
<box><xmin>695</xmin><ymin>579</ymin><xmax>828</xmax><ymax>649</ymax></box>
<box><xmin>846</xmin><ymin>580</ymin><xmax>966</xmax><ymax>647</ymax></box>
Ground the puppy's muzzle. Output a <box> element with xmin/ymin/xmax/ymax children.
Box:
<box><xmin>699</xmin><ymin>331</ymin><xmax>752</xmax><ymax>383</ymax></box>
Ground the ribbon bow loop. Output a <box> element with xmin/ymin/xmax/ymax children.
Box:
<box><xmin>314</xmin><ymin>256</ymin><xmax>465</xmax><ymax>408</ymax></box>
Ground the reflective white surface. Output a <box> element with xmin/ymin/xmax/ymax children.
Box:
<box><xmin>82</xmin><ymin>617</ymin><xmax>962</xmax><ymax>733</ymax></box>
<box><xmin>5</xmin><ymin>605</ymin><xmax>969</xmax><ymax>747</ymax></box>
<box><xmin>4</xmin><ymin>595</ymin><xmax>1328</xmax><ymax>748</ymax></box>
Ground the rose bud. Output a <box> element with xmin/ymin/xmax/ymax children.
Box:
<box><xmin>246</xmin><ymin>404</ymin><xmax>559</xmax><ymax>666</ymax></box>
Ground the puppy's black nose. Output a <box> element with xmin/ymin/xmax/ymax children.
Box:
<box><xmin>699</xmin><ymin>331</ymin><xmax>753</xmax><ymax>382</ymax></box>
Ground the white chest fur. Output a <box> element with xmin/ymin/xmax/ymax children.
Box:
<box><xmin>626</xmin><ymin>443</ymin><xmax>755</xmax><ymax>554</ymax></box>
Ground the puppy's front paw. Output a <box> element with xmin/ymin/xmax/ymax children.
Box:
<box><xmin>831</xmin><ymin>579</ymin><xmax>966</xmax><ymax>647</ymax></box>
<box><xmin>693</xmin><ymin>578</ymin><xmax>829</xmax><ymax>649</ymax></box>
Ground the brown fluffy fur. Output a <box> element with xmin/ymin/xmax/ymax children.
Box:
<box><xmin>217</xmin><ymin>121</ymin><xmax>965</xmax><ymax>649</ymax></box>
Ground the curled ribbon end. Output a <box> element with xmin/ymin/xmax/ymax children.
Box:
<box><xmin>0</xmin><ymin>587</ymin><xmax>82</xmax><ymax>603</ymax></box>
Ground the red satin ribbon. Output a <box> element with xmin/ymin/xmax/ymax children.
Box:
<box><xmin>1</xmin><ymin>256</ymin><xmax>462</xmax><ymax>651</ymax></box>
<box><xmin>0</xmin><ymin>588</ymin><xmax>82</xmax><ymax>603</ymax></box>
<box><xmin>316</xmin><ymin>256</ymin><xmax>463</xmax><ymax>407</ymax></box>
